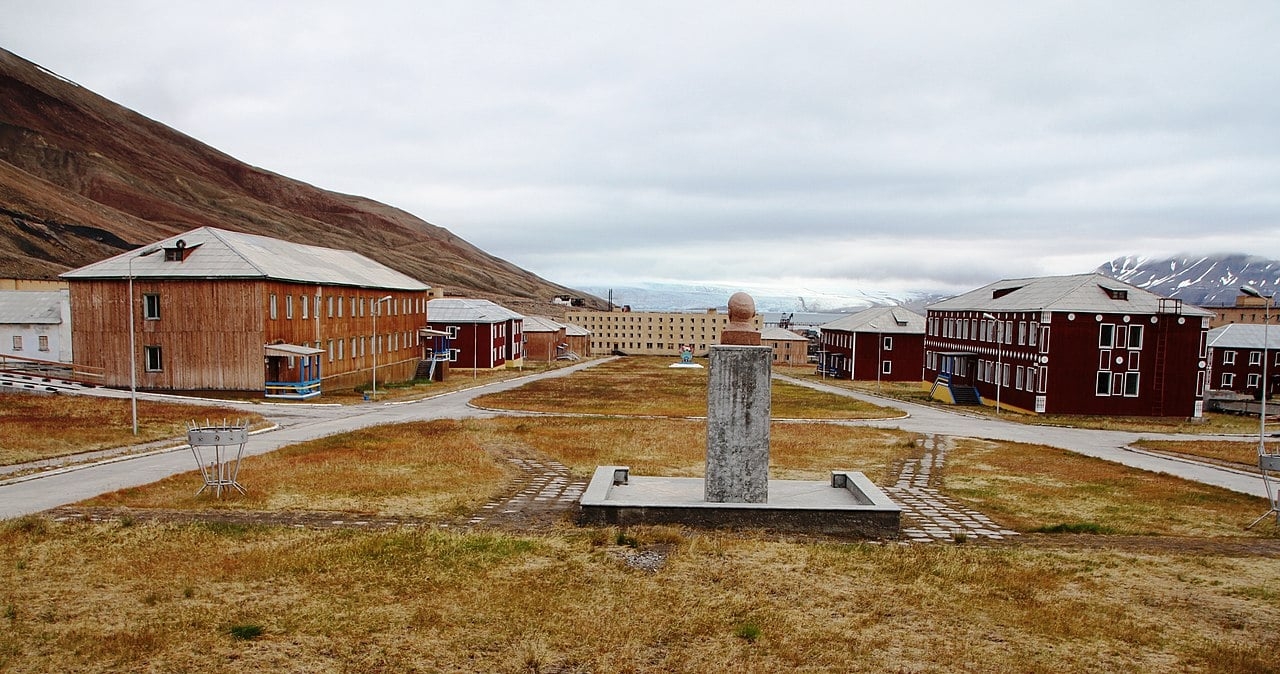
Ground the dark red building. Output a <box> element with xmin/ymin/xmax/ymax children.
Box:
<box><xmin>818</xmin><ymin>307</ymin><xmax>925</xmax><ymax>382</ymax></box>
<box><xmin>425</xmin><ymin>298</ymin><xmax>524</xmax><ymax>370</ymax></box>
<box><xmin>924</xmin><ymin>274</ymin><xmax>1211</xmax><ymax>417</ymax></box>
<box><xmin>1207</xmin><ymin>323</ymin><xmax>1280</xmax><ymax>397</ymax></box>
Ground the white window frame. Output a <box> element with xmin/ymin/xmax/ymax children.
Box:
<box><xmin>1096</xmin><ymin>371</ymin><xmax>1112</xmax><ymax>396</ymax></box>
<box><xmin>143</xmin><ymin>293</ymin><xmax>160</xmax><ymax>320</ymax></box>
<box><xmin>144</xmin><ymin>345</ymin><xmax>163</xmax><ymax>372</ymax></box>
<box><xmin>1223</xmin><ymin>350</ymin><xmax>1237</xmax><ymax>365</ymax></box>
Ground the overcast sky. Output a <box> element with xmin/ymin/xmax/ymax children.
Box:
<box><xmin>4</xmin><ymin>2</ymin><xmax>1279</xmax><ymax>297</ymax></box>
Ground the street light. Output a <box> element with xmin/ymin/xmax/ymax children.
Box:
<box><xmin>983</xmin><ymin>312</ymin><xmax>1002</xmax><ymax>415</ymax></box>
<box><xmin>869</xmin><ymin>322</ymin><xmax>882</xmax><ymax>393</ymax></box>
<box><xmin>1241</xmin><ymin>284</ymin><xmax>1277</xmax><ymax>527</ymax></box>
<box><xmin>127</xmin><ymin>247</ymin><xmax>160</xmax><ymax>434</ymax></box>
<box><xmin>371</xmin><ymin>295</ymin><xmax>393</xmax><ymax>400</ymax></box>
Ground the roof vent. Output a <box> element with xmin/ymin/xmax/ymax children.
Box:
<box><xmin>1099</xmin><ymin>285</ymin><xmax>1128</xmax><ymax>301</ymax></box>
<box><xmin>163</xmin><ymin>239</ymin><xmax>200</xmax><ymax>262</ymax></box>
<box><xmin>992</xmin><ymin>286</ymin><xmax>1022</xmax><ymax>300</ymax></box>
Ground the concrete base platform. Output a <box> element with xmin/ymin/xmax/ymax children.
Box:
<box><xmin>578</xmin><ymin>466</ymin><xmax>901</xmax><ymax>539</ymax></box>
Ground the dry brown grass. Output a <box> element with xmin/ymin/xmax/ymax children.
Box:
<box><xmin>942</xmin><ymin>438</ymin><xmax>1278</xmax><ymax>537</ymax></box>
<box><xmin>0</xmin><ymin>392</ymin><xmax>266</xmax><ymax>466</ymax></box>
<box><xmin>321</xmin><ymin>360</ymin><xmax>576</xmax><ymax>404</ymax></box>
<box><xmin>2</xmin><ymin>518</ymin><xmax>1279</xmax><ymax>672</ymax></box>
<box><xmin>782</xmin><ymin>368</ymin><xmax>1268</xmax><ymax>434</ymax></box>
<box><xmin>1135</xmin><ymin>438</ymin><xmax>1276</xmax><ymax>468</ymax></box>
<box><xmin>82</xmin><ymin>420</ymin><xmax>510</xmax><ymax>517</ymax></box>
<box><xmin>474</xmin><ymin>356</ymin><xmax>896</xmax><ymax>419</ymax></box>
<box><xmin>472</xmin><ymin>417</ymin><xmax>917</xmax><ymax>485</ymax></box>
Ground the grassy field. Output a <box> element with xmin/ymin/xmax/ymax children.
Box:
<box><xmin>775</xmin><ymin>366</ymin><xmax>1269</xmax><ymax>434</ymax></box>
<box><xmin>1135</xmin><ymin>438</ymin><xmax>1273</xmax><ymax>469</ymax></box>
<box><xmin>5</xmin><ymin>360</ymin><xmax>1280</xmax><ymax>671</ymax></box>
<box><xmin>0</xmin><ymin>392</ymin><xmax>266</xmax><ymax>466</ymax></box>
<box><xmin>473</xmin><ymin>356</ymin><xmax>897</xmax><ymax>419</ymax></box>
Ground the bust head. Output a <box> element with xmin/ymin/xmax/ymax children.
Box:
<box><xmin>727</xmin><ymin>292</ymin><xmax>756</xmax><ymax>323</ymax></box>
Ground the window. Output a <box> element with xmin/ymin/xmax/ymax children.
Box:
<box><xmin>11</xmin><ymin>336</ymin><xmax>21</xmax><ymax>351</ymax></box>
<box><xmin>338</xmin><ymin>296</ymin><xmax>344</xmax><ymax>317</ymax></box>
<box><xmin>1018</xmin><ymin>321</ymin><xmax>1027</xmax><ymax>345</ymax></box>
<box><xmin>1096</xmin><ymin>371</ymin><xmax>1112</xmax><ymax>396</ymax></box>
<box><xmin>1223</xmin><ymin>350</ymin><xmax>1237</xmax><ymax>365</ymax></box>
<box><xmin>1039</xmin><ymin>326</ymin><xmax>1050</xmax><ymax>354</ymax></box>
<box><xmin>1124</xmin><ymin>372</ymin><xmax>1140</xmax><ymax>397</ymax></box>
<box><xmin>338</xmin><ymin>338</ymin><xmax>344</xmax><ymax>360</ymax></box>
<box><xmin>327</xmin><ymin>339</ymin><xmax>334</xmax><ymax>362</ymax></box>
<box><xmin>1127</xmin><ymin>325</ymin><xmax>1143</xmax><ymax>350</ymax></box>
<box><xmin>1248</xmin><ymin>373</ymin><xmax>1261</xmax><ymax>388</ymax></box>
<box><xmin>143</xmin><ymin>293</ymin><xmax>160</xmax><ymax>320</ymax></box>
<box><xmin>1222</xmin><ymin>373</ymin><xmax>1235</xmax><ymax>388</ymax></box>
<box><xmin>1099</xmin><ymin>324</ymin><xmax>1116</xmax><ymax>348</ymax></box>
<box><xmin>1037</xmin><ymin>367</ymin><xmax>1048</xmax><ymax>393</ymax></box>
<box><xmin>1250</xmin><ymin>351</ymin><xmax>1262</xmax><ymax>366</ymax></box>
<box><xmin>1128</xmin><ymin>351</ymin><xmax>1140</xmax><ymax>370</ymax></box>
<box><xmin>448</xmin><ymin>348</ymin><xmax>460</xmax><ymax>362</ymax></box>
<box><xmin>38</xmin><ymin>335</ymin><xmax>49</xmax><ymax>351</ymax></box>
<box><xmin>270</xmin><ymin>294</ymin><xmax>278</xmax><ymax>320</ymax></box>
<box><xmin>1029</xmin><ymin>322</ymin><xmax>1038</xmax><ymax>347</ymax></box>
<box><xmin>328</xmin><ymin>296</ymin><xmax>334</xmax><ymax>318</ymax></box>
<box><xmin>1016</xmin><ymin>366</ymin><xmax>1025</xmax><ymax>390</ymax></box>
<box><xmin>301</xmin><ymin>295</ymin><xmax>309</xmax><ymax>319</ymax></box>
<box><xmin>881</xmin><ymin>360</ymin><xmax>892</xmax><ymax>375</ymax></box>
<box><xmin>446</xmin><ymin>326</ymin><xmax>460</xmax><ymax>339</ymax></box>
<box><xmin>144</xmin><ymin>346</ymin><xmax>163</xmax><ymax>371</ymax></box>
<box><xmin>883</xmin><ymin>336</ymin><xmax>893</xmax><ymax>351</ymax></box>
<box><xmin>286</xmin><ymin>295</ymin><xmax>294</xmax><ymax>319</ymax></box>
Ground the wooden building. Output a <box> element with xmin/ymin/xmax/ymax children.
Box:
<box><xmin>762</xmin><ymin>326</ymin><xmax>810</xmax><ymax>366</ymax></box>
<box><xmin>563</xmin><ymin>322</ymin><xmax>591</xmax><ymax>359</ymax></box>
<box><xmin>425</xmin><ymin>298</ymin><xmax>525</xmax><ymax>369</ymax></box>
<box><xmin>523</xmin><ymin>315</ymin><xmax>568</xmax><ymax>363</ymax></box>
<box><xmin>1206</xmin><ymin>323</ymin><xmax>1280</xmax><ymax>398</ymax></box>
<box><xmin>60</xmin><ymin>227</ymin><xmax>431</xmax><ymax>398</ymax></box>
<box><xmin>818</xmin><ymin>307</ymin><xmax>925</xmax><ymax>381</ymax></box>
<box><xmin>924</xmin><ymin>274</ymin><xmax>1212</xmax><ymax>417</ymax></box>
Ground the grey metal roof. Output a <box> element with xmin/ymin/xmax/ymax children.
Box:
<box><xmin>60</xmin><ymin>227</ymin><xmax>430</xmax><ymax>291</ymax></box>
<box><xmin>563</xmin><ymin>322</ymin><xmax>591</xmax><ymax>337</ymax></box>
<box><xmin>927</xmin><ymin>273</ymin><xmax>1213</xmax><ymax>317</ymax></box>
<box><xmin>427</xmin><ymin>298</ymin><xmax>525</xmax><ymax>324</ymax></box>
<box><xmin>762</xmin><ymin>326</ymin><xmax>808</xmax><ymax>341</ymax></box>
<box><xmin>0</xmin><ymin>291</ymin><xmax>64</xmax><ymax>324</ymax></box>
<box><xmin>820</xmin><ymin>306</ymin><xmax>925</xmax><ymax>334</ymax></box>
<box><xmin>1207</xmin><ymin>323</ymin><xmax>1280</xmax><ymax>349</ymax></box>
<box><xmin>522</xmin><ymin>315</ymin><xmax>566</xmax><ymax>333</ymax></box>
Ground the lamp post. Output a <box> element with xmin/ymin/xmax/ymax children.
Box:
<box><xmin>983</xmin><ymin>312</ymin><xmax>1001</xmax><ymax>415</ymax></box>
<box><xmin>869</xmin><ymin>323</ymin><xmax>882</xmax><ymax>392</ymax></box>
<box><xmin>371</xmin><ymin>295</ymin><xmax>393</xmax><ymax>400</ymax></box>
<box><xmin>1242</xmin><ymin>285</ymin><xmax>1276</xmax><ymax>527</ymax></box>
<box><xmin>128</xmin><ymin>247</ymin><xmax>160</xmax><ymax>434</ymax></box>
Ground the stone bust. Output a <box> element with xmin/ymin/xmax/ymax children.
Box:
<box><xmin>720</xmin><ymin>291</ymin><xmax>761</xmax><ymax>346</ymax></box>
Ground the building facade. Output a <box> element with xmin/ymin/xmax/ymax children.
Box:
<box><xmin>0</xmin><ymin>289</ymin><xmax>72</xmax><ymax>364</ymax></box>
<box><xmin>61</xmin><ymin>227</ymin><xmax>431</xmax><ymax>397</ymax></box>
<box><xmin>1206</xmin><ymin>323</ymin><xmax>1280</xmax><ymax>398</ymax></box>
<box><xmin>426</xmin><ymin>298</ymin><xmax>524</xmax><ymax>369</ymax></box>
<box><xmin>818</xmin><ymin>307</ymin><xmax>925</xmax><ymax>382</ymax></box>
<box><xmin>924</xmin><ymin>274</ymin><xmax>1212</xmax><ymax>417</ymax></box>
<box><xmin>565</xmin><ymin>308</ymin><xmax>763</xmax><ymax>357</ymax></box>
<box><xmin>523</xmin><ymin>315</ymin><xmax>568</xmax><ymax>363</ymax></box>
<box><xmin>762</xmin><ymin>326</ymin><xmax>810</xmax><ymax>366</ymax></box>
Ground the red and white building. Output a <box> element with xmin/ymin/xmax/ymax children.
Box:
<box><xmin>924</xmin><ymin>274</ymin><xmax>1212</xmax><ymax>417</ymax></box>
<box><xmin>818</xmin><ymin>307</ymin><xmax>925</xmax><ymax>381</ymax></box>
<box><xmin>425</xmin><ymin>298</ymin><xmax>524</xmax><ymax>369</ymax></box>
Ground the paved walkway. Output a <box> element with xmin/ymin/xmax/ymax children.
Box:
<box><xmin>884</xmin><ymin>434</ymin><xmax>1019</xmax><ymax>543</ymax></box>
<box><xmin>466</xmin><ymin>456</ymin><xmax>586</xmax><ymax>529</ymax></box>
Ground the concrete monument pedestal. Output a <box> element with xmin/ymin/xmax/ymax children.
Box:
<box><xmin>577</xmin><ymin>292</ymin><xmax>900</xmax><ymax>539</ymax></box>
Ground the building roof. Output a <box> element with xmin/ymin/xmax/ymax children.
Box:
<box><xmin>820</xmin><ymin>306</ymin><xmax>926</xmax><ymax>334</ymax></box>
<box><xmin>1207</xmin><ymin>323</ymin><xmax>1280</xmax><ymax>350</ymax></box>
<box><xmin>927</xmin><ymin>273</ymin><xmax>1213</xmax><ymax>317</ymax></box>
<box><xmin>762</xmin><ymin>326</ymin><xmax>808</xmax><ymax>341</ymax></box>
<box><xmin>522</xmin><ymin>315</ymin><xmax>566</xmax><ymax>333</ymax></box>
<box><xmin>563</xmin><ymin>322</ymin><xmax>591</xmax><ymax>337</ymax></box>
<box><xmin>60</xmin><ymin>227</ymin><xmax>430</xmax><ymax>291</ymax></box>
<box><xmin>0</xmin><ymin>291</ymin><xmax>64</xmax><ymax>324</ymax></box>
<box><xmin>427</xmin><ymin>298</ymin><xmax>525</xmax><ymax>324</ymax></box>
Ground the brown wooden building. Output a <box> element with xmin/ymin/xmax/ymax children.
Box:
<box><xmin>523</xmin><ymin>315</ymin><xmax>568</xmax><ymax>363</ymax></box>
<box><xmin>925</xmin><ymin>274</ymin><xmax>1212</xmax><ymax>417</ymax></box>
<box><xmin>762</xmin><ymin>326</ymin><xmax>810</xmax><ymax>366</ymax></box>
<box><xmin>60</xmin><ymin>227</ymin><xmax>431</xmax><ymax>398</ymax></box>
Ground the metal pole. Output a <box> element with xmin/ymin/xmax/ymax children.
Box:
<box><xmin>1242</xmin><ymin>285</ymin><xmax>1275</xmax><ymax>528</ymax></box>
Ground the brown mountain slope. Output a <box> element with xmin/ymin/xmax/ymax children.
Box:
<box><xmin>0</xmin><ymin>48</ymin><xmax>600</xmax><ymax>313</ymax></box>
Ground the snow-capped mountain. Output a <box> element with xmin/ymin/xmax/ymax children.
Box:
<box><xmin>1097</xmin><ymin>254</ymin><xmax>1280</xmax><ymax>306</ymax></box>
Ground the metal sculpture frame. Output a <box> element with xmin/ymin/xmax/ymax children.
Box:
<box><xmin>186</xmin><ymin>419</ymin><xmax>249</xmax><ymax>497</ymax></box>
